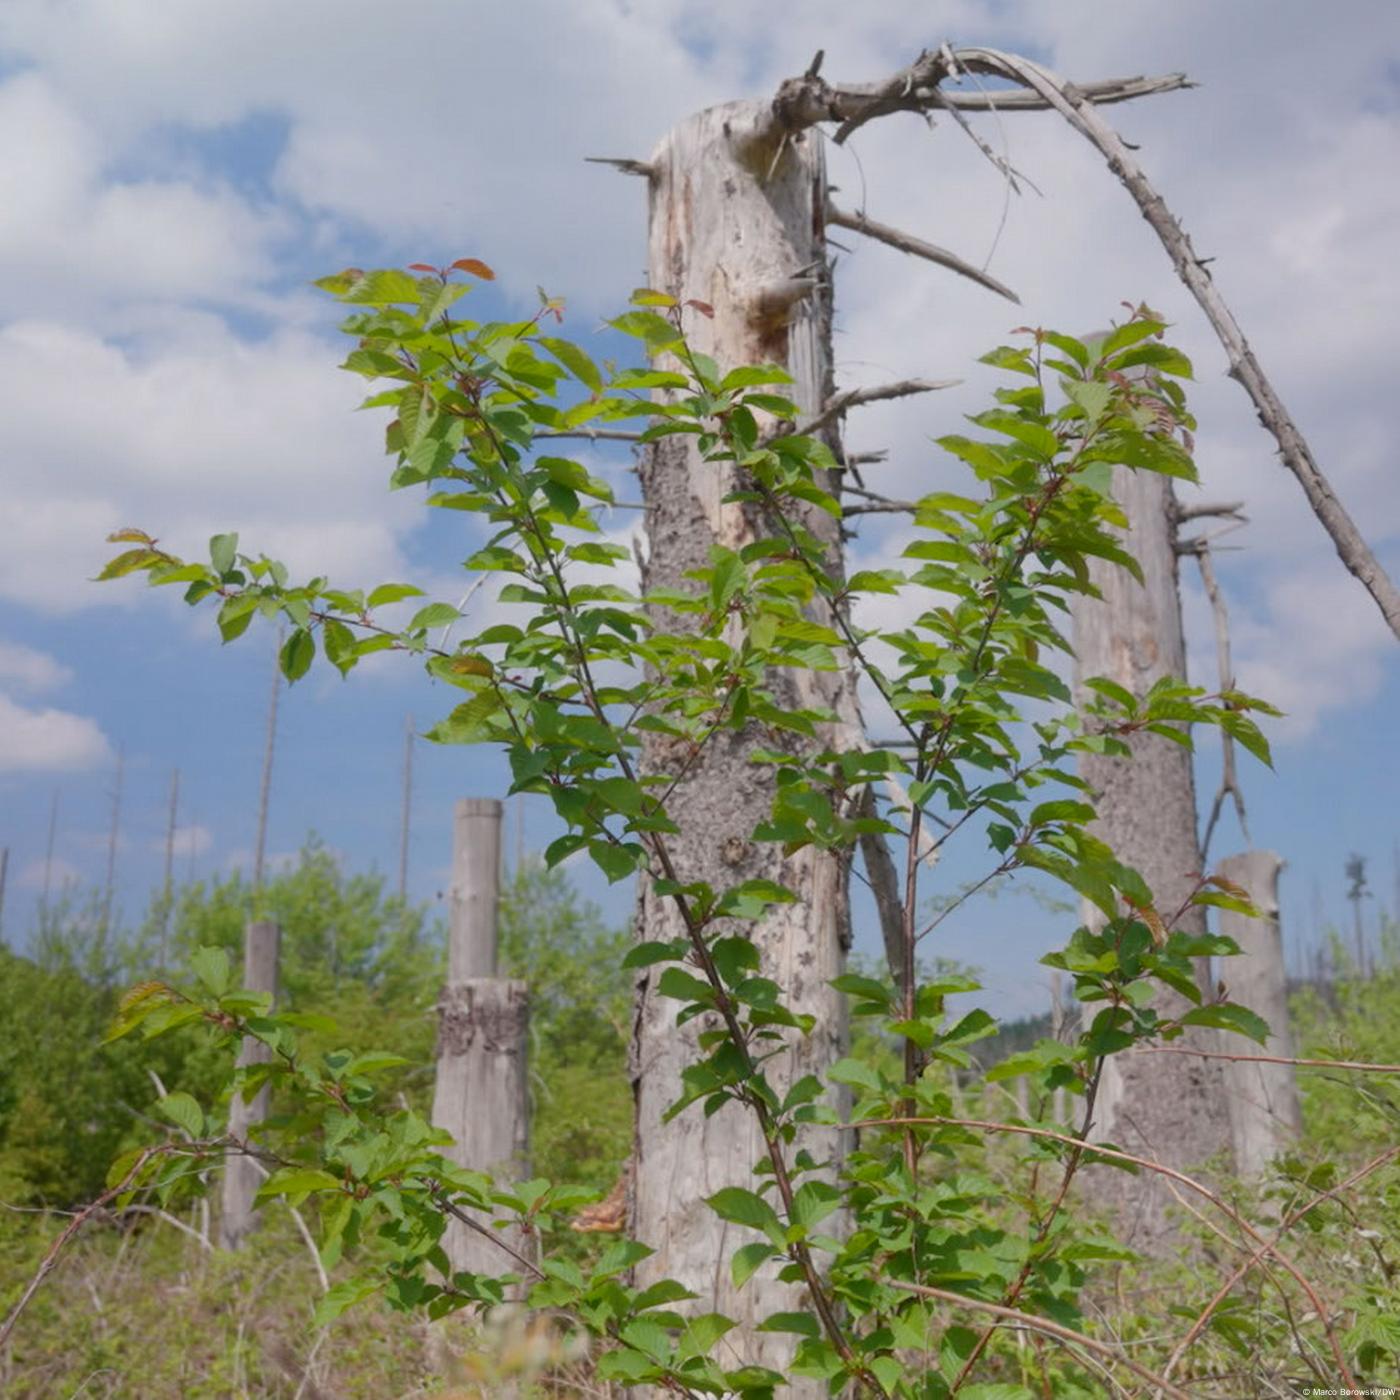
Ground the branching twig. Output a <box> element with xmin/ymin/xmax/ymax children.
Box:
<box><xmin>1188</xmin><ymin>537</ymin><xmax>1250</xmax><ymax>859</ymax></box>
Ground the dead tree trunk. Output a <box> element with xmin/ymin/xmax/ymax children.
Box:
<box><xmin>220</xmin><ymin>918</ymin><xmax>280</xmax><ymax>1250</ymax></box>
<box><xmin>629</xmin><ymin>102</ymin><xmax>856</xmax><ymax>1384</ymax></box>
<box><xmin>1217</xmin><ymin>850</ymin><xmax>1301</xmax><ymax>1176</ymax></box>
<box><xmin>430</xmin><ymin>797</ymin><xmax>529</xmax><ymax>1275</ymax></box>
<box><xmin>1073</xmin><ymin>467</ymin><xmax>1233</xmax><ymax>1250</ymax></box>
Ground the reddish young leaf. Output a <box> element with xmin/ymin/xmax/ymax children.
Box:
<box><xmin>407</xmin><ymin>262</ymin><xmax>438</xmax><ymax>273</ymax></box>
<box><xmin>685</xmin><ymin>299</ymin><xmax>715</xmax><ymax>318</ymax></box>
<box><xmin>451</xmin><ymin>257</ymin><xmax>496</xmax><ymax>280</ymax></box>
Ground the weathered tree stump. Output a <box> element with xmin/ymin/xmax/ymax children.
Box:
<box><xmin>430</xmin><ymin>798</ymin><xmax>530</xmax><ymax>1275</ymax></box>
<box><xmin>220</xmin><ymin>919</ymin><xmax>280</xmax><ymax>1251</ymax></box>
<box><xmin>1217</xmin><ymin>850</ymin><xmax>1301</xmax><ymax>1176</ymax></box>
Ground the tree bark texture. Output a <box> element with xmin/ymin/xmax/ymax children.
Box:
<box><xmin>220</xmin><ymin>919</ymin><xmax>280</xmax><ymax>1251</ymax></box>
<box><xmin>1072</xmin><ymin>467</ymin><xmax>1233</xmax><ymax>1251</ymax></box>
<box><xmin>1216</xmin><ymin>850</ymin><xmax>1301</xmax><ymax>1177</ymax></box>
<box><xmin>431</xmin><ymin>798</ymin><xmax>531</xmax><ymax>1274</ymax></box>
<box><xmin>630</xmin><ymin>101</ymin><xmax>856</xmax><ymax>1386</ymax></box>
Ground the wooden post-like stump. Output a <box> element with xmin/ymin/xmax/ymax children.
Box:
<box><xmin>430</xmin><ymin>798</ymin><xmax>530</xmax><ymax>1275</ymax></box>
<box><xmin>220</xmin><ymin>919</ymin><xmax>280</xmax><ymax>1251</ymax></box>
<box><xmin>1217</xmin><ymin>850</ymin><xmax>1301</xmax><ymax>1176</ymax></box>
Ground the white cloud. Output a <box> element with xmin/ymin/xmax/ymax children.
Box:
<box><xmin>150</xmin><ymin>823</ymin><xmax>214</xmax><ymax>859</ymax></box>
<box><xmin>0</xmin><ymin>316</ymin><xmax>417</xmax><ymax>613</ymax></box>
<box><xmin>0</xmin><ymin>0</ymin><xmax>1392</xmax><ymax>735</ymax></box>
<box><xmin>0</xmin><ymin>72</ymin><xmax>285</xmax><ymax>322</ymax></box>
<box><xmin>15</xmin><ymin>855</ymin><xmax>83</xmax><ymax>891</ymax></box>
<box><xmin>0</xmin><ymin>692</ymin><xmax>110</xmax><ymax>772</ymax></box>
<box><xmin>0</xmin><ymin>640</ymin><xmax>72</xmax><ymax>694</ymax></box>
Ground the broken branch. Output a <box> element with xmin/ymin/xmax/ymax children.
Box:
<box><xmin>827</xmin><ymin>203</ymin><xmax>1020</xmax><ymax>303</ymax></box>
<box><xmin>771</xmin><ymin>49</ymin><xmax>1190</xmax><ymax>140</ymax></box>
<box><xmin>785</xmin><ymin>377</ymin><xmax>958</xmax><ymax>442</ymax></box>
<box><xmin>584</xmin><ymin>156</ymin><xmax>654</xmax><ymax>178</ymax></box>
<box><xmin>1177</xmin><ymin>499</ymin><xmax>1246</xmax><ymax>523</ymax></box>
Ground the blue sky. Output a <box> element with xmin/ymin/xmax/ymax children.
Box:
<box><xmin>1</xmin><ymin>2</ymin><xmax>1397</xmax><ymax>1017</ymax></box>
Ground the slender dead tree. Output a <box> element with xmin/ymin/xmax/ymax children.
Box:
<box><xmin>252</xmin><ymin>629</ymin><xmax>283</xmax><ymax>894</ymax></box>
<box><xmin>398</xmin><ymin>714</ymin><xmax>414</xmax><ymax>903</ymax></box>
<box><xmin>160</xmin><ymin>767</ymin><xmax>180</xmax><ymax>966</ymax></box>
<box><xmin>1345</xmin><ymin>854</ymin><xmax>1371</xmax><ymax>977</ymax></box>
<box><xmin>99</xmin><ymin>746</ymin><xmax>125</xmax><ymax>964</ymax></box>
<box><xmin>41</xmin><ymin>789</ymin><xmax>59</xmax><ymax>920</ymax></box>
<box><xmin>0</xmin><ymin>846</ymin><xmax>8</xmax><ymax>946</ymax></box>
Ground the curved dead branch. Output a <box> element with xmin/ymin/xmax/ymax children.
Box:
<box><xmin>952</xmin><ymin>45</ymin><xmax>1400</xmax><ymax>642</ymax></box>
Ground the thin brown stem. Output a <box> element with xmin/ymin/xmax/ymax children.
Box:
<box><xmin>859</xmin><ymin>1115</ymin><xmax>1355</xmax><ymax>1388</ymax></box>
<box><xmin>0</xmin><ymin>1146</ymin><xmax>172</xmax><ymax>1353</ymax></box>
<box><xmin>886</xmin><ymin>1279</ymin><xmax>1193</xmax><ymax>1400</ymax></box>
<box><xmin>1162</xmin><ymin>1145</ymin><xmax>1400</xmax><ymax>1379</ymax></box>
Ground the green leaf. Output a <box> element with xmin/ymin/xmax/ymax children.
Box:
<box><xmin>407</xmin><ymin>602</ymin><xmax>460</xmax><ymax>631</ymax></box>
<box><xmin>757</xmin><ymin>1311</ymin><xmax>820</xmax><ymax>1336</ymax></box>
<box><xmin>731</xmin><ymin>1242</ymin><xmax>777</xmax><ymax>1289</ymax></box>
<box><xmin>721</xmin><ymin>364</ymin><xmax>794</xmax><ymax>390</ymax></box>
<box><xmin>590</xmin><ymin>840</ymin><xmax>641</xmax><ymax>884</ymax></box>
<box><xmin>827</xmin><ymin>1057</ymin><xmax>882</xmax><ymax>1094</ymax></box>
<box><xmin>156</xmin><ymin>1091</ymin><xmax>204</xmax><ymax>1139</ymax></box>
<box><xmin>209</xmin><ymin>533</ymin><xmax>238</xmax><ymax>576</ymax></box>
<box><xmin>320</xmin><ymin>618</ymin><xmax>357</xmax><ymax>677</ymax></box>
<box><xmin>623</xmin><ymin>939</ymin><xmax>686</xmax><ymax>969</ymax></box>
<box><xmin>657</xmin><ymin>967</ymin><xmax>716</xmax><ymax>1004</ymax></box>
<box><xmin>707</xmin><ymin>1187</ymin><xmax>782</xmax><ymax>1237</ymax></box>
<box><xmin>367</xmin><ymin>582</ymin><xmax>425</xmax><ymax>608</ymax></box>
<box><xmin>1180</xmin><ymin>1003</ymin><xmax>1271</xmax><ymax>1045</ymax></box>
<box><xmin>676</xmin><ymin>1312</ymin><xmax>736</xmax><ymax>1361</ymax></box>
<box><xmin>609</xmin><ymin>310</ymin><xmax>682</xmax><ymax>349</ymax></box>
<box><xmin>716</xmin><ymin>878</ymin><xmax>797</xmax><ymax>919</ymax></box>
<box><xmin>633</xmin><ymin>1279</ymin><xmax>697</xmax><ymax>1310</ymax></box>
<box><xmin>280</xmin><ymin>628</ymin><xmax>314</xmax><ymax>682</ymax></box>
<box><xmin>191</xmin><ymin>946</ymin><xmax>231</xmax><ymax>997</ymax></box>
<box><xmin>312</xmin><ymin>1276</ymin><xmax>382</xmax><ymax>1326</ymax></box>
<box><xmin>97</xmin><ymin>547</ymin><xmax>169</xmax><ymax>581</ymax></box>
<box><xmin>1111</xmin><ymin>342</ymin><xmax>1193</xmax><ymax>379</ymax></box>
<box><xmin>537</xmin><ymin>335</ymin><xmax>602</xmax><ymax>393</ymax></box>
<box><xmin>255</xmin><ymin>1167</ymin><xmax>341</xmax><ymax>1202</ymax></box>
